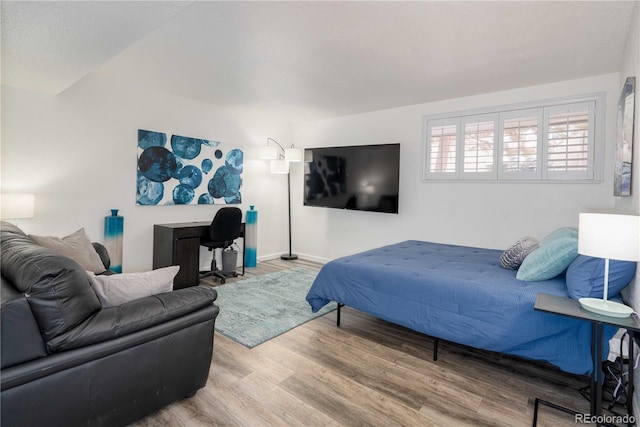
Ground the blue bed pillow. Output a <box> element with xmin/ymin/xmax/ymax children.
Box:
<box><xmin>516</xmin><ymin>236</ymin><xmax>578</xmax><ymax>281</ymax></box>
<box><xmin>566</xmin><ymin>255</ymin><xmax>637</xmax><ymax>299</ymax></box>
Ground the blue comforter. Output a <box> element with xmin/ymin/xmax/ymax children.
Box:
<box><xmin>306</xmin><ymin>240</ymin><xmax>614</xmax><ymax>375</ymax></box>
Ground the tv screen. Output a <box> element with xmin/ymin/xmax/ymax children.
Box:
<box><xmin>303</xmin><ymin>143</ymin><xmax>400</xmax><ymax>214</ymax></box>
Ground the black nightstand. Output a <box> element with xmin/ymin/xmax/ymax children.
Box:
<box><xmin>534</xmin><ymin>293</ymin><xmax>640</xmax><ymax>426</ymax></box>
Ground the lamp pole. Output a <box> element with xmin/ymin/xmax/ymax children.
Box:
<box><xmin>281</xmin><ymin>170</ymin><xmax>297</xmax><ymax>260</ymax></box>
<box><xmin>266</xmin><ymin>138</ymin><xmax>298</xmax><ymax>261</ymax></box>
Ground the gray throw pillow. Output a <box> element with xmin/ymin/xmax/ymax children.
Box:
<box><xmin>500</xmin><ymin>237</ymin><xmax>539</xmax><ymax>270</ymax></box>
<box><xmin>30</xmin><ymin>228</ymin><xmax>106</xmax><ymax>273</ymax></box>
<box><xmin>86</xmin><ymin>265</ymin><xmax>179</xmax><ymax>307</ymax></box>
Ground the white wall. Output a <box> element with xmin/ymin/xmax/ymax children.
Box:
<box><xmin>1</xmin><ymin>71</ymin><xmax>629</xmax><ymax>270</ymax></box>
<box><xmin>612</xmin><ymin>2</ymin><xmax>640</xmax><ymax>417</ymax></box>
<box><xmin>1</xmin><ymin>74</ymin><xmax>293</xmax><ymax>272</ymax></box>
<box><xmin>0</xmin><ymin>63</ymin><xmax>633</xmax><ymax>272</ymax></box>
<box><xmin>618</xmin><ymin>3</ymin><xmax>640</xmax><ymax>307</ymax></box>
<box><xmin>292</xmin><ymin>73</ymin><xmax>622</xmax><ymax>263</ymax></box>
<box><xmin>615</xmin><ymin>2</ymin><xmax>640</xmax><ymax>217</ymax></box>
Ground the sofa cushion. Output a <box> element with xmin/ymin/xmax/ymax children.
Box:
<box><xmin>1</xmin><ymin>222</ymin><xmax>101</xmax><ymax>342</ymax></box>
<box><xmin>30</xmin><ymin>228</ymin><xmax>106</xmax><ymax>273</ymax></box>
<box><xmin>87</xmin><ymin>266</ymin><xmax>179</xmax><ymax>308</ymax></box>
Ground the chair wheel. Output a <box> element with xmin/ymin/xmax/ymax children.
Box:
<box><xmin>220</xmin><ymin>278</ymin><xmax>226</xmax><ymax>284</ymax></box>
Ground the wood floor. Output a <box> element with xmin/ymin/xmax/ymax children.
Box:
<box><xmin>132</xmin><ymin>258</ymin><xmax>599</xmax><ymax>427</ymax></box>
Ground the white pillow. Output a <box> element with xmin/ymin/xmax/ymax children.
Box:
<box><xmin>86</xmin><ymin>266</ymin><xmax>179</xmax><ymax>308</ymax></box>
<box><xmin>30</xmin><ymin>228</ymin><xmax>106</xmax><ymax>273</ymax></box>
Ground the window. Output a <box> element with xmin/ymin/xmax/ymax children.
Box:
<box><xmin>499</xmin><ymin>109</ymin><xmax>541</xmax><ymax>180</ymax></box>
<box><xmin>462</xmin><ymin>116</ymin><xmax>496</xmax><ymax>178</ymax></box>
<box><xmin>544</xmin><ymin>102</ymin><xmax>594</xmax><ymax>180</ymax></box>
<box><xmin>422</xmin><ymin>94</ymin><xmax>601</xmax><ymax>182</ymax></box>
<box><xmin>426</xmin><ymin>119</ymin><xmax>458</xmax><ymax>177</ymax></box>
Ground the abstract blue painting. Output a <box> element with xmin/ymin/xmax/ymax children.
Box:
<box><xmin>136</xmin><ymin>129</ymin><xmax>243</xmax><ymax>205</ymax></box>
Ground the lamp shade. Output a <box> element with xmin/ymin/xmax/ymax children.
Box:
<box><xmin>258</xmin><ymin>145</ymin><xmax>278</xmax><ymax>160</ymax></box>
<box><xmin>578</xmin><ymin>213</ymin><xmax>640</xmax><ymax>262</ymax></box>
<box><xmin>284</xmin><ymin>148</ymin><xmax>303</xmax><ymax>162</ymax></box>
<box><xmin>270</xmin><ymin>159</ymin><xmax>289</xmax><ymax>174</ymax></box>
<box><xmin>0</xmin><ymin>194</ymin><xmax>35</xmax><ymax>219</ymax></box>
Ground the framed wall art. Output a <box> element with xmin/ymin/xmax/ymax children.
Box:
<box><xmin>614</xmin><ymin>77</ymin><xmax>636</xmax><ymax>197</ymax></box>
<box><xmin>136</xmin><ymin>129</ymin><xmax>243</xmax><ymax>205</ymax></box>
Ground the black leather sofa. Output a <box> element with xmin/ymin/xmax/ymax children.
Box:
<box><xmin>0</xmin><ymin>221</ymin><xmax>219</xmax><ymax>426</ymax></box>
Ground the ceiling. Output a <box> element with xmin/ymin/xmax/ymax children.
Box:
<box><xmin>1</xmin><ymin>1</ymin><xmax>636</xmax><ymax>123</ymax></box>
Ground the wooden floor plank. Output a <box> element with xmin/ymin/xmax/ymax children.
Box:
<box><xmin>282</xmin><ymin>323</ymin><xmax>485</xmax><ymax>415</ymax></box>
<box><xmin>213</xmin><ymin>333</ymin><xmax>295</xmax><ymax>385</ymax></box>
<box><xmin>132</xmin><ymin>258</ymin><xmax>608</xmax><ymax>427</ymax></box>
<box><xmin>232</xmin><ymin>371</ymin><xmax>342</xmax><ymax>427</ymax></box>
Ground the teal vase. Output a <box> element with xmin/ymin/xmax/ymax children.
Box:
<box><xmin>104</xmin><ymin>209</ymin><xmax>124</xmax><ymax>273</ymax></box>
<box><xmin>245</xmin><ymin>205</ymin><xmax>257</xmax><ymax>267</ymax></box>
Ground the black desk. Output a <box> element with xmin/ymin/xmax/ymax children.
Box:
<box><xmin>153</xmin><ymin>221</ymin><xmax>245</xmax><ymax>289</ymax></box>
<box><xmin>534</xmin><ymin>293</ymin><xmax>640</xmax><ymax>426</ymax></box>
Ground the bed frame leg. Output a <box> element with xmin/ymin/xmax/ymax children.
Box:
<box><xmin>337</xmin><ymin>303</ymin><xmax>344</xmax><ymax>327</ymax></box>
<box><xmin>433</xmin><ymin>337</ymin><xmax>439</xmax><ymax>361</ymax></box>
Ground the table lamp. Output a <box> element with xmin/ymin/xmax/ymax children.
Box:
<box><xmin>0</xmin><ymin>194</ymin><xmax>35</xmax><ymax>227</ymax></box>
<box><xmin>577</xmin><ymin>213</ymin><xmax>640</xmax><ymax>318</ymax></box>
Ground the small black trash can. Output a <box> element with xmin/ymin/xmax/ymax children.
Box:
<box><xmin>221</xmin><ymin>249</ymin><xmax>238</xmax><ymax>275</ymax></box>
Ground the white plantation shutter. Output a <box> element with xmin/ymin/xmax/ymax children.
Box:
<box><xmin>544</xmin><ymin>102</ymin><xmax>594</xmax><ymax>180</ymax></box>
<box><xmin>462</xmin><ymin>114</ymin><xmax>497</xmax><ymax>179</ymax></box>
<box><xmin>499</xmin><ymin>109</ymin><xmax>542</xmax><ymax>180</ymax></box>
<box><xmin>421</xmin><ymin>93</ymin><xmax>602</xmax><ymax>182</ymax></box>
<box><xmin>426</xmin><ymin>118</ymin><xmax>459</xmax><ymax>178</ymax></box>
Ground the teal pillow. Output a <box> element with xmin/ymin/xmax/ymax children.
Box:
<box><xmin>539</xmin><ymin>227</ymin><xmax>578</xmax><ymax>246</ymax></box>
<box><xmin>516</xmin><ymin>236</ymin><xmax>579</xmax><ymax>281</ymax></box>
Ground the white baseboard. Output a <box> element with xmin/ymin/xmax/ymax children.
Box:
<box><xmin>257</xmin><ymin>252</ymin><xmax>330</xmax><ymax>265</ymax></box>
<box><xmin>202</xmin><ymin>252</ymin><xmax>331</xmax><ymax>269</ymax></box>
<box><xmin>256</xmin><ymin>252</ymin><xmax>282</xmax><ymax>261</ymax></box>
<box><xmin>294</xmin><ymin>253</ymin><xmax>330</xmax><ymax>265</ymax></box>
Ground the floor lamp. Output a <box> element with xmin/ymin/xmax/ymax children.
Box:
<box><xmin>258</xmin><ymin>138</ymin><xmax>303</xmax><ymax>261</ymax></box>
<box><xmin>577</xmin><ymin>213</ymin><xmax>640</xmax><ymax>318</ymax></box>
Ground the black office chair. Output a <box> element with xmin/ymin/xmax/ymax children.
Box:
<box><xmin>200</xmin><ymin>207</ymin><xmax>243</xmax><ymax>284</ymax></box>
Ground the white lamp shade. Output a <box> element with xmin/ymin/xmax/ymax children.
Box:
<box><xmin>258</xmin><ymin>145</ymin><xmax>278</xmax><ymax>160</ymax></box>
<box><xmin>284</xmin><ymin>148</ymin><xmax>303</xmax><ymax>162</ymax></box>
<box><xmin>0</xmin><ymin>194</ymin><xmax>35</xmax><ymax>219</ymax></box>
<box><xmin>270</xmin><ymin>159</ymin><xmax>289</xmax><ymax>174</ymax></box>
<box><xmin>578</xmin><ymin>213</ymin><xmax>640</xmax><ymax>261</ymax></box>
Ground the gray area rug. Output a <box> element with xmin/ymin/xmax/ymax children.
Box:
<box><xmin>213</xmin><ymin>267</ymin><xmax>337</xmax><ymax>348</ymax></box>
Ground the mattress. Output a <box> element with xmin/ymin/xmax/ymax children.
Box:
<box><xmin>306</xmin><ymin>240</ymin><xmax>614</xmax><ymax>375</ymax></box>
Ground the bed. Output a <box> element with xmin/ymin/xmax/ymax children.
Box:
<box><xmin>306</xmin><ymin>240</ymin><xmax>621</xmax><ymax>375</ymax></box>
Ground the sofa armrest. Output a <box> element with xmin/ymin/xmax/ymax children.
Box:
<box><xmin>92</xmin><ymin>242</ymin><xmax>111</xmax><ymax>271</ymax></box>
<box><xmin>1</xmin><ymin>276</ymin><xmax>47</xmax><ymax>368</ymax></box>
<box><xmin>1</xmin><ymin>303</ymin><xmax>217</xmax><ymax>392</ymax></box>
<box><xmin>46</xmin><ymin>286</ymin><xmax>217</xmax><ymax>353</ymax></box>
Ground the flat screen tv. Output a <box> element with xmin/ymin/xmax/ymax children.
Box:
<box><xmin>303</xmin><ymin>143</ymin><xmax>400</xmax><ymax>214</ymax></box>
